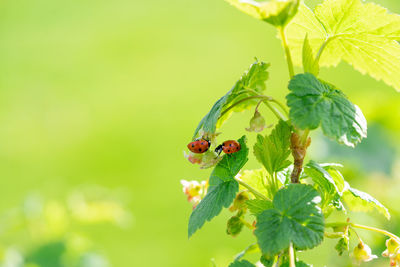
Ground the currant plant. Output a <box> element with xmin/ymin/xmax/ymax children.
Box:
<box><xmin>182</xmin><ymin>0</ymin><xmax>400</xmax><ymax>266</ymax></box>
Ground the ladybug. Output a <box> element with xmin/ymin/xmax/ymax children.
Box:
<box><xmin>187</xmin><ymin>139</ymin><xmax>211</xmax><ymax>154</ymax></box>
<box><xmin>215</xmin><ymin>140</ymin><xmax>241</xmax><ymax>155</ymax></box>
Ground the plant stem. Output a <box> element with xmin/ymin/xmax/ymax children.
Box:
<box><xmin>219</xmin><ymin>94</ymin><xmax>287</xmax><ymax>121</ymax></box>
<box><xmin>264</xmin><ymin>101</ymin><xmax>286</xmax><ymax>121</ymax></box>
<box><xmin>235</xmin><ymin>177</ymin><xmax>271</xmax><ymax>201</ymax></box>
<box><xmin>239</xmin><ymin>217</ymin><xmax>255</xmax><ymax>230</ymax></box>
<box><xmin>289</xmin><ymin>242</ymin><xmax>296</xmax><ymax>267</ymax></box>
<box><xmin>326</xmin><ymin>222</ymin><xmax>400</xmax><ymax>243</ymax></box>
<box><xmin>290</xmin><ymin>130</ymin><xmax>310</xmax><ymax>183</ymax></box>
<box><xmin>351</xmin><ymin>223</ymin><xmax>400</xmax><ymax>243</ymax></box>
<box><xmin>220</xmin><ymin>95</ymin><xmax>271</xmax><ymax>118</ymax></box>
<box><xmin>314</xmin><ymin>35</ymin><xmax>337</xmax><ymax>67</ymax></box>
<box><xmin>279</xmin><ymin>27</ymin><xmax>295</xmax><ymax>78</ymax></box>
<box><xmin>270</xmin><ymin>99</ymin><xmax>289</xmax><ymax>117</ymax></box>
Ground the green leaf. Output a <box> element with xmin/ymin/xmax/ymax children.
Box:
<box><xmin>286</xmin><ymin>0</ymin><xmax>400</xmax><ymax>91</ymax></box>
<box><xmin>321</xmin><ymin>164</ymin><xmax>347</xmax><ymax>193</ymax></box>
<box><xmin>254</xmin><ymin>184</ymin><xmax>324</xmax><ymax>256</ymax></box>
<box><xmin>254</xmin><ymin>120</ymin><xmax>291</xmax><ymax>174</ymax></box>
<box><xmin>304</xmin><ymin>161</ymin><xmax>343</xmax><ymax>211</ymax></box>
<box><xmin>342</xmin><ymin>185</ymin><xmax>390</xmax><ymax>220</ymax></box>
<box><xmin>188</xmin><ymin>136</ymin><xmax>249</xmax><ymax>237</ymax></box>
<box><xmin>302</xmin><ymin>34</ymin><xmax>319</xmax><ymax>76</ymax></box>
<box><xmin>210</xmin><ymin>136</ymin><xmax>249</xmax><ymax>184</ymax></box>
<box><xmin>193</xmin><ymin>61</ymin><xmax>269</xmax><ymax>139</ymax></box>
<box><xmin>229</xmin><ymin>260</ymin><xmax>255</xmax><ymax>267</ymax></box>
<box><xmin>246</xmin><ymin>199</ymin><xmax>273</xmax><ymax>216</ymax></box>
<box><xmin>240</xmin><ymin>169</ymin><xmax>270</xmax><ymax>197</ymax></box>
<box><xmin>335</xmin><ymin>236</ymin><xmax>350</xmax><ymax>256</ymax></box>
<box><xmin>287</xmin><ymin>73</ymin><xmax>367</xmax><ymax>147</ymax></box>
<box><xmin>235</xmin><ymin>243</ymin><xmax>260</xmax><ymax>261</ymax></box>
<box><xmin>225</xmin><ymin>0</ymin><xmax>300</xmax><ymax>27</ymax></box>
<box><xmin>188</xmin><ymin>180</ymin><xmax>239</xmax><ymax>237</ymax></box>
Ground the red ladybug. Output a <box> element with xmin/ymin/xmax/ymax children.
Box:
<box><xmin>187</xmin><ymin>139</ymin><xmax>211</xmax><ymax>154</ymax></box>
<box><xmin>215</xmin><ymin>140</ymin><xmax>241</xmax><ymax>155</ymax></box>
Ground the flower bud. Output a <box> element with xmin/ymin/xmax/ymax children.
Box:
<box><xmin>229</xmin><ymin>191</ymin><xmax>250</xmax><ymax>212</ymax></box>
<box><xmin>180</xmin><ymin>180</ymin><xmax>207</xmax><ymax>208</ymax></box>
<box><xmin>353</xmin><ymin>241</ymin><xmax>377</xmax><ymax>263</ymax></box>
<box><xmin>383</xmin><ymin>238</ymin><xmax>400</xmax><ymax>257</ymax></box>
<box><xmin>226</xmin><ymin>215</ymin><xmax>244</xmax><ymax>237</ymax></box>
<box><xmin>246</xmin><ymin>110</ymin><xmax>266</xmax><ymax>132</ymax></box>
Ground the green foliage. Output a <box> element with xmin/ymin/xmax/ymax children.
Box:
<box><xmin>240</xmin><ymin>169</ymin><xmax>270</xmax><ymax>197</ymax></box>
<box><xmin>210</xmin><ymin>136</ymin><xmax>249</xmax><ymax>184</ymax></box>
<box><xmin>225</xmin><ymin>0</ymin><xmax>300</xmax><ymax>27</ymax></box>
<box><xmin>26</xmin><ymin>241</ymin><xmax>65</xmax><ymax>267</ymax></box>
<box><xmin>286</xmin><ymin>0</ymin><xmax>400</xmax><ymax>91</ymax></box>
<box><xmin>246</xmin><ymin>199</ymin><xmax>272</xmax><ymax>216</ymax></box>
<box><xmin>254</xmin><ymin>120</ymin><xmax>291</xmax><ymax>175</ymax></box>
<box><xmin>304</xmin><ymin>161</ymin><xmax>343</xmax><ymax>211</ymax></box>
<box><xmin>342</xmin><ymin>186</ymin><xmax>390</xmax><ymax>220</ymax></box>
<box><xmin>335</xmin><ymin>236</ymin><xmax>350</xmax><ymax>256</ymax></box>
<box><xmin>188</xmin><ymin>136</ymin><xmax>249</xmax><ymax>237</ymax></box>
<box><xmin>235</xmin><ymin>243</ymin><xmax>260</xmax><ymax>261</ymax></box>
<box><xmin>302</xmin><ymin>34</ymin><xmax>319</xmax><ymax>75</ymax></box>
<box><xmin>229</xmin><ymin>259</ymin><xmax>255</xmax><ymax>267</ymax></box>
<box><xmin>183</xmin><ymin>0</ymin><xmax>400</xmax><ymax>265</ymax></box>
<box><xmin>188</xmin><ymin>180</ymin><xmax>239</xmax><ymax>238</ymax></box>
<box><xmin>193</xmin><ymin>61</ymin><xmax>269</xmax><ymax>139</ymax></box>
<box><xmin>287</xmin><ymin>73</ymin><xmax>367</xmax><ymax>147</ymax></box>
<box><xmin>254</xmin><ymin>184</ymin><xmax>324</xmax><ymax>256</ymax></box>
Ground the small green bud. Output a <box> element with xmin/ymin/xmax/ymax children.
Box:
<box><xmin>246</xmin><ymin>110</ymin><xmax>266</xmax><ymax>132</ymax></box>
<box><xmin>260</xmin><ymin>255</ymin><xmax>274</xmax><ymax>267</ymax></box>
<box><xmin>226</xmin><ymin>216</ymin><xmax>244</xmax><ymax>237</ymax></box>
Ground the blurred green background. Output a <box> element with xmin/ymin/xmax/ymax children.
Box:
<box><xmin>1</xmin><ymin>0</ymin><xmax>400</xmax><ymax>266</ymax></box>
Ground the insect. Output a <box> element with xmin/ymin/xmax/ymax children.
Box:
<box><xmin>187</xmin><ymin>139</ymin><xmax>211</xmax><ymax>154</ymax></box>
<box><xmin>215</xmin><ymin>140</ymin><xmax>241</xmax><ymax>155</ymax></box>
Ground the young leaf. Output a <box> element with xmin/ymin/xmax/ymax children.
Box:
<box><xmin>225</xmin><ymin>0</ymin><xmax>300</xmax><ymax>27</ymax></box>
<box><xmin>342</xmin><ymin>186</ymin><xmax>390</xmax><ymax>220</ymax></box>
<box><xmin>302</xmin><ymin>34</ymin><xmax>319</xmax><ymax>76</ymax></box>
<box><xmin>210</xmin><ymin>136</ymin><xmax>249</xmax><ymax>184</ymax></box>
<box><xmin>254</xmin><ymin>120</ymin><xmax>291</xmax><ymax>175</ymax></box>
<box><xmin>188</xmin><ymin>136</ymin><xmax>249</xmax><ymax>237</ymax></box>
<box><xmin>304</xmin><ymin>161</ymin><xmax>343</xmax><ymax>211</ymax></box>
<box><xmin>239</xmin><ymin>169</ymin><xmax>270</xmax><ymax>197</ymax></box>
<box><xmin>235</xmin><ymin>243</ymin><xmax>260</xmax><ymax>261</ymax></box>
<box><xmin>229</xmin><ymin>260</ymin><xmax>255</xmax><ymax>267</ymax></box>
<box><xmin>286</xmin><ymin>0</ymin><xmax>400</xmax><ymax>91</ymax></box>
<box><xmin>287</xmin><ymin>73</ymin><xmax>367</xmax><ymax>147</ymax></box>
<box><xmin>193</xmin><ymin>61</ymin><xmax>269</xmax><ymax>139</ymax></box>
<box><xmin>254</xmin><ymin>184</ymin><xmax>324</xmax><ymax>257</ymax></box>
<box><xmin>246</xmin><ymin>199</ymin><xmax>273</xmax><ymax>216</ymax></box>
<box><xmin>335</xmin><ymin>236</ymin><xmax>350</xmax><ymax>256</ymax></box>
<box><xmin>188</xmin><ymin>180</ymin><xmax>239</xmax><ymax>238</ymax></box>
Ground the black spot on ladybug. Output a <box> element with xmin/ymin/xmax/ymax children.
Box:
<box><xmin>227</xmin><ymin>149</ymin><xmax>231</xmax><ymax>152</ymax></box>
<box><xmin>229</xmin><ymin>144</ymin><xmax>233</xmax><ymax>147</ymax></box>
<box><xmin>223</xmin><ymin>143</ymin><xmax>225</xmax><ymax>146</ymax></box>
<box><xmin>191</xmin><ymin>144</ymin><xmax>194</xmax><ymax>147</ymax></box>
<box><xmin>198</xmin><ymin>148</ymin><xmax>202</xmax><ymax>152</ymax></box>
<box><xmin>201</xmin><ymin>142</ymin><xmax>204</xmax><ymax>145</ymax></box>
